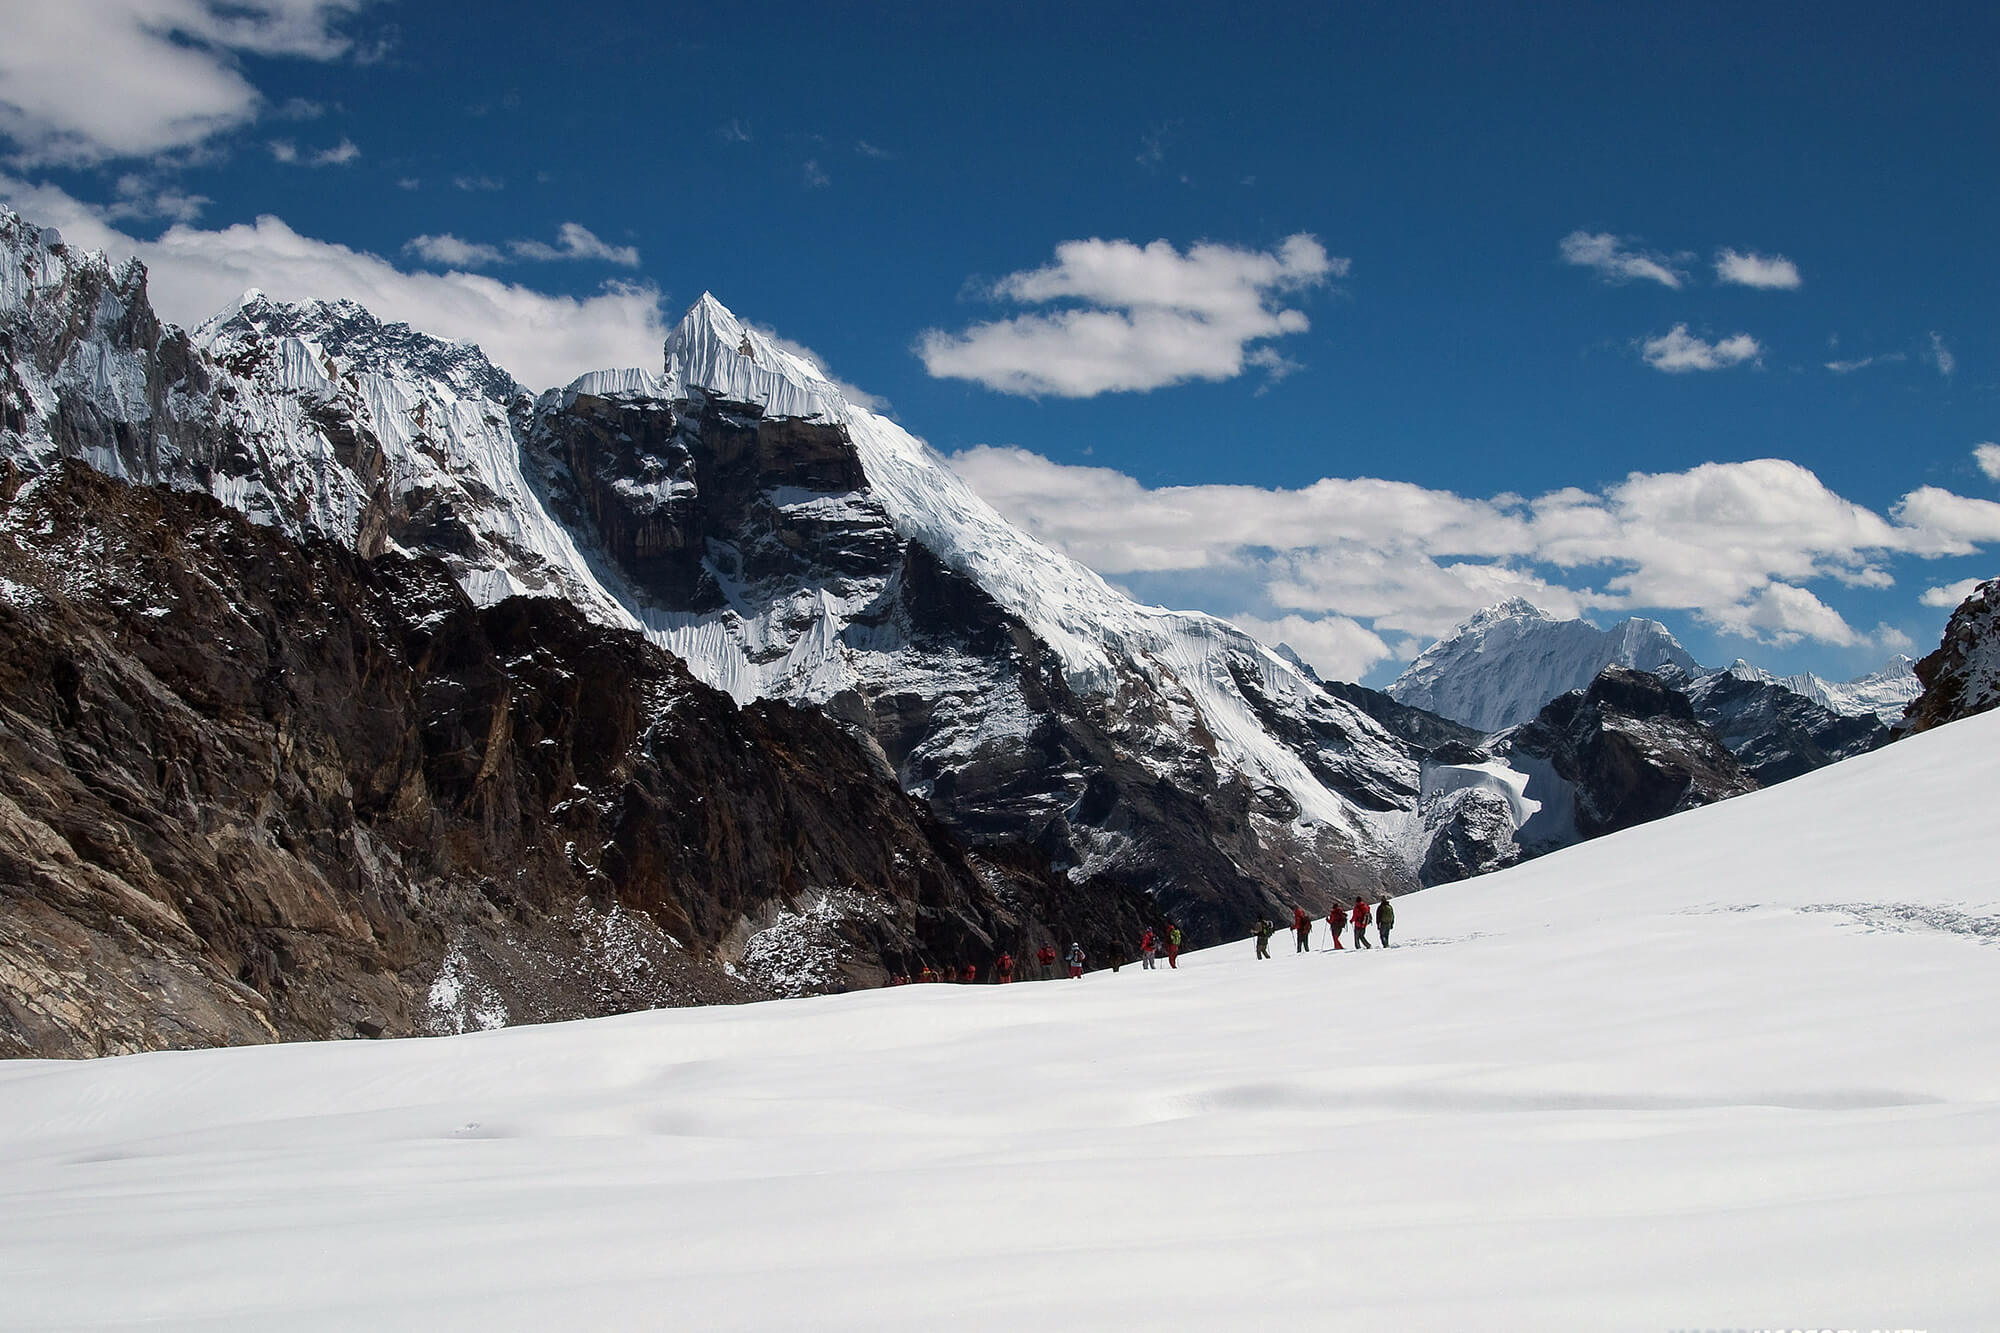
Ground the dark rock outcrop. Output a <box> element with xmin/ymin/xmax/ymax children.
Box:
<box><xmin>1900</xmin><ymin>577</ymin><xmax>2000</xmax><ymax>734</ymax></box>
<box><xmin>1504</xmin><ymin>666</ymin><xmax>1759</xmax><ymax>847</ymax></box>
<box><xmin>0</xmin><ymin>465</ymin><xmax>1156</xmax><ymax>1057</ymax></box>
<box><xmin>1679</xmin><ymin>671</ymin><xmax>1889</xmax><ymax>785</ymax></box>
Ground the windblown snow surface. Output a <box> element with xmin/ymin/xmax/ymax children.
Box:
<box><xmin>4</xmin><ymin>712</ymin><xmax>1999</xmax><ymax>1331</ymax></box>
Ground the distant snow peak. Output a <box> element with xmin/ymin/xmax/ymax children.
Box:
<box><xmin>1387</xmin><ymin>600</ymin><xmax>1699</xmax><ymax>732</ymax></box>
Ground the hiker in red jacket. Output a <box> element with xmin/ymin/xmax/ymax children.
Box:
<box><xmin>1350</xmin><ymin>897</ymin><xmax>1373</xmax><ymax>949</ymax></box>
<box><xmin>996</xmin><ymin>952</ymin><xmax>1015</xmax><ymax>983</ymax></box>
<box><xmin>961</xmin><ymin>963</ymin><xmax>979</xmax><ymax>984</ymax></box>
<box><xmin>1140</xmin><ymin>928</ymin><xmax>1158</xmax><ymax>969</ymax></box>
<box><xmin>1036</xmin><ymin>943</ymin><xmax>1058</xmax><ymax>979</ymax></box>
<box><xmin>1293</xmin><ymin>906</ymin><xmax>1311</xmax><ymax>953</ymax></box>
<box><xmin>1326</xmin><ymin>908</ymin><xmax>1343</xmax><ymax>949</ymax></box>
<box><xmin>1066</xmin><ymin>942</ymin><xmax>1086</xmax><ymax>979</ymax></box>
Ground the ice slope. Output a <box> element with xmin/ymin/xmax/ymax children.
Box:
<box><xmin>1388</xmin><ymin>597</ymin><xmax>1701</xmax><ymax>731</ymax></box>
<box><xmin>4</xmin><ymin>710</ymin><xmax>1997</xmax><ymax>1331</ymax></box>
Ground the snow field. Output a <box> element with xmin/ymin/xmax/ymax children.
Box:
<box><xmin>2</xmin><ymin>712</ymin><xmax>1998</xmax><ymax>1330</ymax></box>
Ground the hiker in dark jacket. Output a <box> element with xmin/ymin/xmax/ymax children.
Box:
<box><xmin>1376</xmin><ymin>896</ymin><xmax>1396</xmax><ymax>946</ymax></box>
<box><xmin>1350</xmin><ymin>897</ymin><xmax>1373</xmax><ymax>949</ymax></box>
<box><xmin>1254</xmin><ymin>919</ymin><xmax>1274</xmax><ymax>959</ymax></box>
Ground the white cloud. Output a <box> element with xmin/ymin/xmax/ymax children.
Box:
<box><xmin>0</xmin><ymin>174</ymin><xmax>665</xmax><ymax>393</ymax></box>
<box><xmin>1714</xmin><ymin>248</ymin><xmax>1802</xmax><ymax>289</ymax></box>
<box><xmin>268</xmin><ymin>139</ymin><xmax>299</xmax><ymax>163</ymax></box>
<box><xmin>1558</xmin><ymin>231</ymin><xmax>1686</xmax><ymax>288</ymax></box>
<box><xmin>105</xmin><ymin>173</ymin><xmax>210</xmax><ymax>224</ymax></box>
<box><xmin>947</xmin><ymin>445</ymin><xmax>2000</xmax><ymax>655</ymax></box>
<box><xmin>1975</xmin><ymin>443</ymin><xmax>2000</xmax><ymax>483</ymax></box>
<box><xmin>918</xmin><ymin>234</ymin><xmax>1342</xmax><ymax>398</ymax></box>
<box><xmin>404</xmin><ymin>223</ymin><xmax>639</xmax><ymax>270</ymax></box>
<box><xmin>1927</xmin><ymin>331</ymin><xmax>1956</xmax><ymax>377</ymax></box>
<box><xmin>310</xmin><ymin>137</ymin><xmax>359</xmax><ymax>166</ymax></box>
<box><xmin>1230</xmin><ymin>613</ymin><xmax>1392</xmax><ymax>683</ymax></box>
<box><xmin>1921</xmin><ymin>578</ymin><xmax>1990</xmax><ymax>609</ymax></box>
<box><xmin>0</xmin><ymin>1</ymin><xmax>365</xmax><ymax>165</ymax></box>
<box><xmin>452</xmin><ymin>174</ymin><xmax>505</xmax><ymax>192</ymax></box>
<box><xmin>1825</xmin><ymin>352</ymin><xmax>1904</xmax><ymax>375</ymax></box>
<box><xmin>509</xmin><ymin>222</ymin><xmax>639</xmax><ymax>267</ymax></box>
<box><xmin>801</xmin><ymin>159</ymin><xmax>830</xmax><ymax>189</ymax></box>
<box><xmin>404</xmin><ymin>233</ymin><xmax>507</xmax><ymax>268</ymax></box>
<box><xmin>1890</xmin><ymin>487</ymin><xmax>2000</xmax><ymax>550</ymax></box>
<box><xmin>1641</xmin><ymin>323</ymin><xmax>1762</xmax><ymax>373</ymax></box>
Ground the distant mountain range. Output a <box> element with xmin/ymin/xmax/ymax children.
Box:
<box><xmin>1385</xmin><ymin>597</ymin><xmax>1918</xmax><ymax>732</ymax></box>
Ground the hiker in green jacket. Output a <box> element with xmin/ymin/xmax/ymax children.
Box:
<box><xmin>1377</xmin><ymin>895</ymin><xmax>1396</xmax><ymax>946</ymax></box>
<box><xmin>1254</xmin><ymin>919</ymin><xmax>1274</xmax><ymax>959</ymax></box>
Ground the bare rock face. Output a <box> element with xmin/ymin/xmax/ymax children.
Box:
<box><xmin>1900</xmin><ymin>577</ymin><xmax>2000</xmax><ymax>735</ymax></box>
<box><xmin>1505</xmin><ymin>666</ymin><xmax>1759</xmax><ymax>847</ymax></box>
<box><xmin>0</xmin><ymin>465</ymin><xmax>1154</xmax><ymax>1058</ymax></box>
<box><xmin>1677</xmin><ymin>670</ymin><xmax>1889</xmax><ymax>785</ymax></box>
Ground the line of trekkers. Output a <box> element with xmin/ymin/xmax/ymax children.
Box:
<box><xmin>886</xmin><ymin>923</ymin><xmax>1187</xmax><ymax>987</ymax></box>
<box><xmin>1252</xmin><ymin>897</ymin><xmax>1395</xmax><ymax>959</ymax></box>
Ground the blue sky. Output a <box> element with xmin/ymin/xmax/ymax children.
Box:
<box><xmin>4</xmin><ymin>1</ymin><xmax>1997</xmax><ymax>685</ymax></box>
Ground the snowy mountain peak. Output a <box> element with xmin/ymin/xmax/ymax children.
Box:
<box><xmin>661</xmin><ymin>293</ymin><xmax>841</xmax><ymax>420</ymax></box>
<box><xmin>200</xmin><ymin>288</ymin><xmax>524</xmax><ymax>405</ymax></box>
<box><xmin>1466</xmin><ymin>596</ymin><xmax>1557</xmax><ymax>627</ymax></box>
<box><xmin>1388</xmin><ymin>601</ymin><xmax>1700</xmax><ymax>732</ymax></box>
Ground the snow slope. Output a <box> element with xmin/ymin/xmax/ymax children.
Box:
<box><xmin>1388</xmin><ymin>598</ymin><xmax>1700</xmax><ymax>731</ymax></box>
<box><xmin>5</xmin><ymin>710</ymin><xmax>1997</xmax><ymax>1331</ymax></box>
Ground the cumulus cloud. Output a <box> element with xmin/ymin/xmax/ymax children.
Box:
<box><xmin>948</xmin><ymin>445</ymin><xmax>2000</xmax><ymax>655</ymax></box>
<box><xmin>1890</xmin><ymin>487</ymin><xmax>2000</xmax><ymax>550</ymax></box>
<box><xmin>1921</xmin><ymin>577</ymin><xmax>1990</xmax><ymax>609</ymax></box>
<box><xmin>1976</xmin><ymin>443</ymin><xmax>2000</xmax><ymax>483</ymax></box>
<box><xmin>1558</xmin><ymin>231</ymin><xmax>1686</xmax><ymax>288</ymax></box>
<box><xmin>1714</xmin><ymin>248</ymin><xmax>1802</xmax><ymax>289</ymax></box>
<box><xmin>1641</xmin><ymin>323</ymin><xmax>1762</xmax><ymax>373</ymax></box>
<box><xmin>1230</xmin><ymin>613</ymin><xmax>1393</xmax><ymax>683</ymax></box>
<box><xmin>0</xmin><ymin>174</ymin><xmax>665</xmax><ymax>392</ymax></box>
<box><xmin>0</xmin><ymin>0</ymin><xmax>366</xmax><ymax>164</ymax></box>
<box><xmin>918</xmin><ymin>234</ymin><xmax>1342</xmax><ymax>398</ymax></box>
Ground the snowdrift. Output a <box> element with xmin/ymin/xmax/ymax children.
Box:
<box><xmin>3</xmin><ymin>711</ymin><xmax>1998</xmax><ymax>1330</ymax></box>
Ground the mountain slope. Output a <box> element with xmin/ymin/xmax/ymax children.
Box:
<box><xmin>4</xmin><ymin>210</ymin><xmax>1519</xmax><ymax>954</ymax></box>
<box><xmin>2</xmin><ymin>462</ymin><xmax>1164</xmax><ymax>1056</ymax></box>
<box><xmin>4</xmin><ymin>702</ymin><xmax>1996</xmax><ymax>1329</ymax></box>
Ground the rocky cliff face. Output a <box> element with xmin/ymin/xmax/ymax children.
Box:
<box><xmin>1900</xmin><ymin>577</ymin><xmax>2000</xmax><ymax>734</ymax></box>
<box><xmin>1674</xmin><ymin>669</ymin><xmax>1889</xmax><ymax>785</ymax></box>
<box><xmin>0</xmin><ymin>464</ymin><xmax>1156</xmax><ymax>1057</ymax></box>
<box><xmin>1501</xmin><ymin>667</ymin><xmax>1760</xmax><ymax>850</ymax></box>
